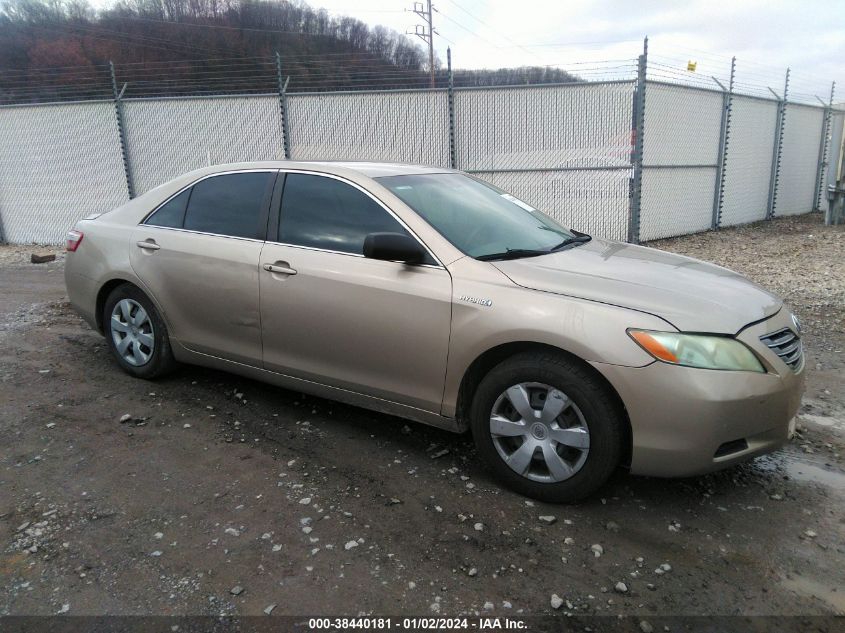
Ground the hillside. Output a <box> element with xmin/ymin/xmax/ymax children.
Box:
<box><xmin>0</xmin><ymin>0</ymin><xmax>578</xmax><ymax>103</ymax></box>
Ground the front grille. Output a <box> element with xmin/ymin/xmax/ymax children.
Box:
<box><xmin>760</xmin><ymin>327</ymin><xmax>803</xmax><ymax>371</ymax></box>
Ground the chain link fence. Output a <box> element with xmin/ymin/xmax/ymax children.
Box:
<box><xmin>827</xmin><ymin>112</ymin><xmax>845</xmax><ymax>193</ymax></box>
<box><xmin>123</xmin><ymin>95</ymin><xmax>286</xmax><ymax>196</ymax></box>
<box><xmin>777</xmin><ymin>104</ymin><xmax>825</xmax><ymax>216</ymax></box>
<box><xmin>453</xmin><ymin>82</ymin><xmax>634</xmax><ymax>241</ymax></box>
<box><xmin>288</xmin><ymin>89</ymin><xmax>451</xmax><ymax>167</ymax></box>
<box><xmin>0</xmin><ymin>56</ymin><xmax>840</xmax><ymax>245</ymax></box>
<box><xmin>719</xmin><ymin>96</ymin><xmax>780</xmax><ymax>227</ymax></box>
<box><xmin>0</xmin><ymin>100</ymin><xmax>129</xmax><ymax>243</ymax></box>
<box><xmin>638</xmin><ymin>82</ymin><xmax>724</xmax><ymax>241</ymax></box>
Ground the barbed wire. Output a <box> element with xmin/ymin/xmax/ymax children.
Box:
<box><xmin>0</xmin><ymin>53</ymin><xmax>639</xmax><ymax>104</ymax></box>
<box><xmin>645</xmin><ymin>54</ymin><xmax>833</xmax><ymax>106</ymax></box>
<box><xmin>0</xmin><ymin>46</ymin><xmax>834</xmax><ymax>106</ymax></box>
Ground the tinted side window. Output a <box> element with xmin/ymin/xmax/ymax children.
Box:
<box><xmin>146</xmin><ymin>189</ymin><xmax>190</xmax><ymax>228</ymax></box>
<box><xmin>183</xmin><ymin>172</ymin><xmax>273</xmax><ymax>239</ymax></box>
<box><xmin>279</xmin><ymin>174</ymin><xmax>424</xmax><ymax>258</ymax></box>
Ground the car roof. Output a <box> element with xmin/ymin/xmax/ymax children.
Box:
<box><xmin>311</xmin><ymin>161</ymin><xmax>453</xmax><ymax>177</ymax></box>
<box><xmin>195</xmin><ymin>160</ymin><xmax>454</xmax><ymax>179</ymax></box>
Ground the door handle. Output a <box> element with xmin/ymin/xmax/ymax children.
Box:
<box><xmin>263</xmin><ymin>263</ymin><xmax>297</xmax><ymax>275</ymax></box>
<box><xmin>136</xmin><ymin>240</ymin><xmax>160</xmax><ymax>251</ymax></box>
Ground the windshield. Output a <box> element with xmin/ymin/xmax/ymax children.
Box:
<box><xmin>377</xmin><ymin>173</ymin><xmax>577</xmax><ymax>260</ymax></box>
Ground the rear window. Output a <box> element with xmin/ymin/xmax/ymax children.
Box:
<box><xmin>145</xmin><ymin>189</ymin><xmax>189</xmax><ymax>229</ymax></box>
<box><xmin>183</xmin><ymin>172</ymin><xmax>273</xmax><ymax>239</ymax></box>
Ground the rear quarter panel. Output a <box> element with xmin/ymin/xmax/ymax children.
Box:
<box><xmin>64</xmin><ymin>166</ymin><xmax>229</xmax><ymax>332</ymax></box>
<box><xmin>64</xmin><ymin>194</ymin><xmax>185</xmax><ymax>334</ymax></box>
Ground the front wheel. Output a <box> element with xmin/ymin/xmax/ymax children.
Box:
<box><xmin>103</xmin><ymin>283</ymin><xmax>175</xmax><ymax>379</ymax></box>
<box><xmin>469</xmin><ymin>352</ymin><xmax>624</xmax><ymax>503</ymax></box>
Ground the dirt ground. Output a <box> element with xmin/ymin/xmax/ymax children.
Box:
<box><xmin>1</xmin><ymin>213</ymin><xmax>843</xmax><ymax>619</ymax></box>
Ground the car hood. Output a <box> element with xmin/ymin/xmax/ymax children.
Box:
<box><xmin>492</xmin><ymin>238</ymin><xmax>782</xmax><ymax>334</ymax></box>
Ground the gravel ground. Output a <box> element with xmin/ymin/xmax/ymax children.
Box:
<box><xmin>0</xmin><ymin>213</ymin><xmax>843</xmax><ymax>619</ymax></box>
<box><xmin>652</xmin><ymin>213</ymin><xmax>845</xmax><ymax>358</ymax></box>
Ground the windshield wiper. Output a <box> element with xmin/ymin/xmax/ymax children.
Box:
<box><xmin>550</xmin><ymin>233</ymin><xmax>592</xmax><ymax>252</ymax></box>
<box><xmin>476</xmin><ymin>232</ymin><xmax>593</xmax><ymax>261</ymax></box>
<box><xmin>476</xmin><ymin>248</ymin><xmax>550</xmax><ymax>261</ymax></box>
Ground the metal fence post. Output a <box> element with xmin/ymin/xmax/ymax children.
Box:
<box><xmin>110</xmin><ymin>61</ymin><xmax>134</xmax><ymax>200</ymax></box>
<box><xmin>627</xmin><ymin>37</ymin><xmax>648</xmax><ymax>244</ymax></box>
<box><xmin>0</xmin><ymin>148</ymin><xmax>5</xmax><ymax>240</ymax></box>
<box><xmin>813</xmin><ymin>81</ymin><xmax>836</xmax><ymax>210</ymax></box>
<box><xmin>711</xmin><ymin>57</ymin><xmax>735</xmax><ymax>230</ymax></box>
<box><xmin>447</xmin><ymin>47</ymin><xmax>457</xmax><ymax>170</ymax></box>
<box><xmin>766</xmin><ymin>68</ymin><xmax>790</xmax><ymax>219</ymax></box>
<box><xmin>276</xmin><ymin>52</ymin><xmax>291</xmax><ymax>160</ymax></box>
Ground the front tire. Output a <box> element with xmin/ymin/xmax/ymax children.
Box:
<box><xmin>469</xmin><ymin>351</ymin><xmax>624</xmax><ymax>503</ymax></box>
<box><xmin>103</xmin><ymin>283</ymin><xmax>175</xmax><ymax>379</ymax></box>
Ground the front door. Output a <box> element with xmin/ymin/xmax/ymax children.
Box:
<box><xmin>259</xmin><ymin>172</ymin><xmax>452</xmax><ymax>413</ymax></box>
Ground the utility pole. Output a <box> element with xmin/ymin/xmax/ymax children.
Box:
<box><xmin>408</xmin><ymin>1</ymin><xmax>436</xmax><ymax>88</ymax></box>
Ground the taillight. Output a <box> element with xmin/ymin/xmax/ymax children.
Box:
<box><xmin>66</xmin><ymin>230</ymin><xmax>84</xmax><ymax>252</ymax></box>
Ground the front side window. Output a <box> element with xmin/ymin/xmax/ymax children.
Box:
<box><xmin>378</xmin><ymin>173</ymin><xmax>577</xmax><ymax>259</ymax></box>
<box><xmin>278</xmin><ymin>173</ymin><xmax>432</xmax><ymax>262</ymax></box>
<box><xmin>182</xmin><ymin>172</ymin><xmax>273</xmax><ymax>239</ymax></box>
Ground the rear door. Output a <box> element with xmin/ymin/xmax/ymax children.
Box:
<box><xmin>130</xmin><ymin>170</ymin><xmax>277</xmax><ymax>366</ymax></box>
<box><xmin>259</xmin><ymin>172</ymin><xmax>453</xmax><ymax>413</ymax></box>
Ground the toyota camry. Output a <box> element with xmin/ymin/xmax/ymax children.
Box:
<box><xmin>64</xmin><ymin>162</ymin><xmax>804</xmax><ymax>502</ymax></box>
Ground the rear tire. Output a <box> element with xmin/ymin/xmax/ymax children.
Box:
<box><xmin>103</xmin><ymin>283</ymin><xmax>175</xmax><ymax>379</ymax></box>
<box><xmin>469</xmin><ymin>351</ymin><xmax>624</xmax><ymax>503</ymax></box>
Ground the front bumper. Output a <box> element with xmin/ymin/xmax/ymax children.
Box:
<box><xmin>592</xmin><ymin>310</ymin><xmax>805</xmax><ymax>478</ymax></box>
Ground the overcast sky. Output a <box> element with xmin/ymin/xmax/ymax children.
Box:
<box><xmin>314</xmin><ymin>0</ymin><xmax>844</xmax><ymax>99</ymax></box>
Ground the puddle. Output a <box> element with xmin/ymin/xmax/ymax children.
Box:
<box><xmin>785</xmin><ymin>460</ymin><xmax>845</xmax><ymax>490</ymax></box>
<box><xmin>753</xmin><ymin>453</ymin><xmax>845</xmax><ymax>496</ymax></box>
<box><xmin>781</xmin><ymin>575</ymin><xmax>845</xmax><ymax>614</ymax></box>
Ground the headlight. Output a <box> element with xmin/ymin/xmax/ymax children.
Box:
<box><xmin>628</xmin><ymin>330</ymin><xmax>765</xmax><ymax>372</ymax></box>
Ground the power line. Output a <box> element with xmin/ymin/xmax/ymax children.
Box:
<box><xmin>501</xmin><ymin>38</ymin><xmax>644</xmax><ymax>49</ymax></box>
<box><xmin>432</xmin><ymin>8</ymin><xmax>499</xmax><ymax>50</ymax></box>
<box><xmin>441</xmin><ymin>0</ymin><xmax>542</xmax><ymax>63</ymax></box>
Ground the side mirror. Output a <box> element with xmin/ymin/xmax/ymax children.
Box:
<box><xmin>363</xmin><ymin>232</ymin><xmax>425</xmax><ymax>264</ymax></box>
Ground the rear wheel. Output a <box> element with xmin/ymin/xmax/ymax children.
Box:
<box><xmin>103</xmin><ymin>284</ymin><xmax>175</xmax><ymax>379</ymax></box>
<box><xmin>470</xmin><ymin>351</ymin><xmax>624</xmax><ymax>503</ymax></box>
